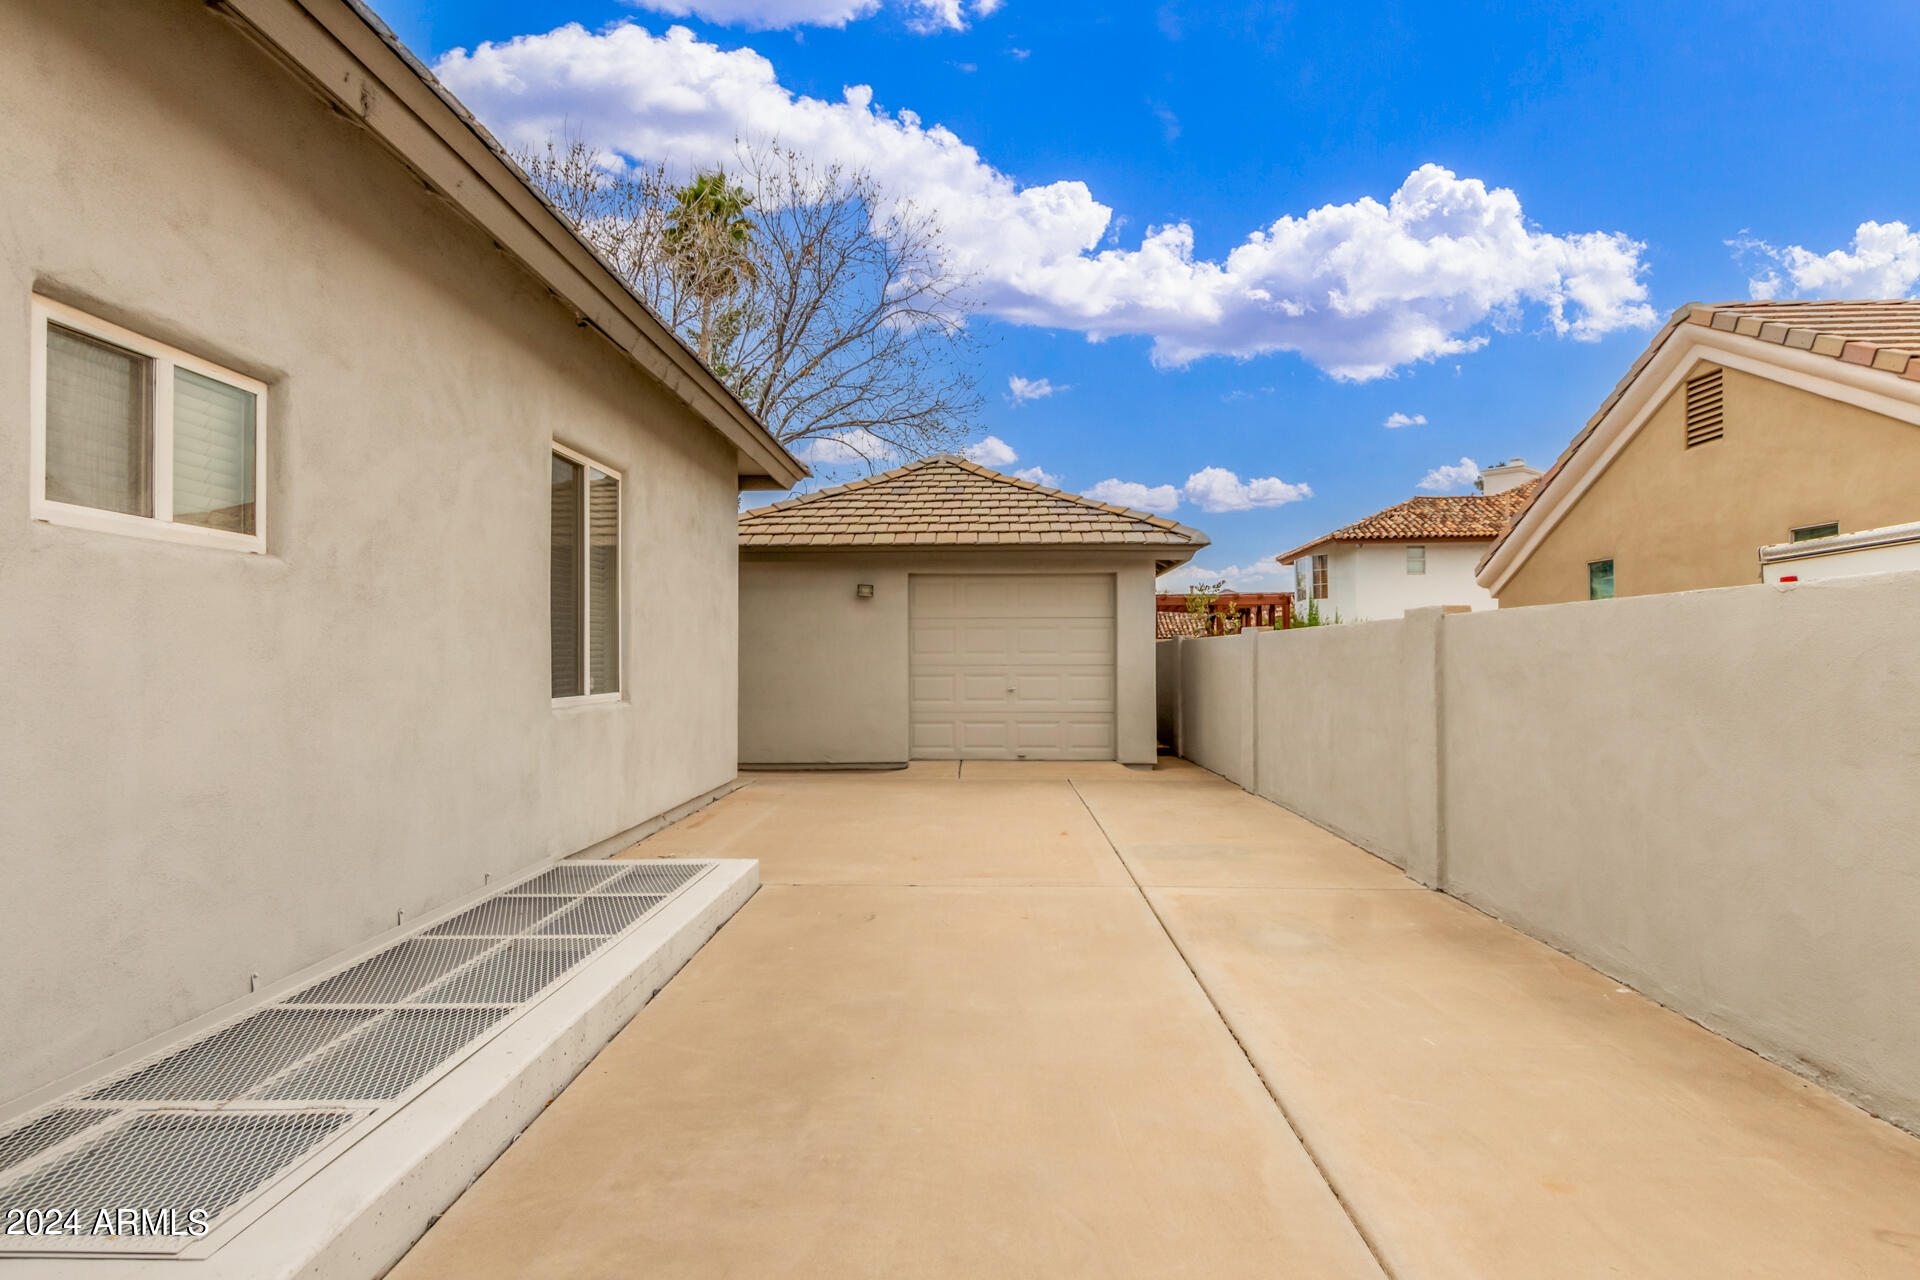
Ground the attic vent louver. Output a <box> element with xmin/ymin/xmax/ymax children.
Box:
<box><xmin>1685</xmin><ymin>368</ymin><xmax>1725</xmax><ymax>447</ymax></box>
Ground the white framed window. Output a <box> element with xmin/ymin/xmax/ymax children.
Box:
<box><xmin>1406</xmin><ymin>545</ymin><xmax>1426</xmax><ymax>575</ymax></box>
<box><xmin>550</xmin><ymin>442</ymin><xmax>621</xmax><ymax>704</ymax></box>
<box><xmin>29</xmin><ymin>296</ymin><xmax>266</xmax><ymax>553</ymax></box>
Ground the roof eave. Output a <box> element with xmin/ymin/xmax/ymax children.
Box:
<box><xmin>222</xmin><ymin>0</ymin><xmax>807</xmax><ymax>489</ymax></box>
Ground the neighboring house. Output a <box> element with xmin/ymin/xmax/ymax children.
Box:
<box><xmin>0</xmin><ymin>0</ymin><xmax>804</xmax><ymax>1105</ymax></box>
<box><xmin>1278</xmin><ymin>466</ymin><xmax>1541</xmax><ymax>620</ymax></box>
<box><xmin>738</xmin><ymin>456</ymin><xmax>1208</xmax><ymax>765</ymax></box>
<box><xmin>1481</xmin><ymin>300</ymin><xmax>1920</xmax><ymax>606</ymax></box>
<box><xmin>1759</xmin><ymin>520</ymin><xmax>1920</xmax><ymax>584</ymax></box>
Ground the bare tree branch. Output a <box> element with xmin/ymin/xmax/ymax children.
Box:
<box><xmin>515</xmin><ymin>136</ymin><xmax>983</xmax><ymax>478</ymax></box>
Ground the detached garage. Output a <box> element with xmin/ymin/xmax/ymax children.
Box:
<box><xmin>738</xmin><ymin>456</ymin><xmax>1208</xmax><ymax>766</ymax></box>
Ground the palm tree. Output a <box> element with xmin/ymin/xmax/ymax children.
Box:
<box><xmin>663</xmin><ymin>171</ymin><xmax>757</xmax><ymax>365</ymax></box>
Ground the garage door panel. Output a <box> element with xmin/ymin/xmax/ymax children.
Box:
<box><xmin>911</xmin><ymin>673</ymin><xmax>957</xmax><ymax>704</ymax></box>
<box><xmin>962</xmin><ymin>674</ymin><xmax>1012</xmax><ymax>707</ymax></box>
<box><xmin>910</xmin><ymin>574</ymin><xmax>1116</xmax><ymax>761</ymax></box>
<box><xmin>962</xmin><ymin>624</ymin><xmax>1014</xmax><ymax>656</ymax></box>
<box><xmin>960</xmin><ymin>721</ymin><xmax>1011</xmax><ymax>750</ymax></box>
<box><xmin>1063</xmin><ymin>672</ymin><xmax>1114</xmax><ymax>708</ymax></box>
<box><xmin>1063</xmin><ymin>623</ymin><xmax>1115</xmax><ymax>655</ymax></box>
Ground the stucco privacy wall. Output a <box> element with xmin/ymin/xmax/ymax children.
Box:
<box><xmin>739</xmin><ymin>551</ymin><xmax>1159</xmax><ymax>765</ymax></box>
<box><xmin>1170</xmin><ymin>572</ymin><xmax>1920</xmax><ymax>1131</ymax></box>
<box><xmin>0</xmin><ymin>2</ymin><xmax>741</xmax><ymax>1103</ymax></box>
<box><xmin>1441</xmin><ymin>572</ymin><xmax>1920</xmax><ymax>1131</ymax></box>
<box><xmin>1174</xmin><ymin>632</ymin><xmax>1254</xmax><ymax>787</ymax></box>
<box><xmin>1245</xmin><ymin>614</ymin><xmax>1444</xmax><ymax>876</ymax></box>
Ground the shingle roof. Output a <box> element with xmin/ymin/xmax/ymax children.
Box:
<box><xmin>738</xmin><ymin>455</ymin><xmax>1211</xmax><ymax>551</ymax></box>
<box><xmin>1482</xmin><ymin>299</ymin><xmax>1920</xmax><ymax>569</ymax></box>
<box><xmin>1278</xmin><ymin>481</ymin><xmax>1539</xmax><ymax>565</ymax></box>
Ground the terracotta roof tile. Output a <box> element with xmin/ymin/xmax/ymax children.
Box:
<box><xmin>738</xmin><ymin>456</ymin><xmax>1210</xmax><ymax>551</ymax></box>
<box><xmin>1278</xmin><ymin>481</ymin><xmax>1539</xmax><ymax>564</ymax></box>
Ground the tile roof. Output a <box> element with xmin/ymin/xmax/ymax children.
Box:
<box><xmin>1156</xmin><ymin>611</ymin><xmax>1210</xmax><ymax>638</ymax></box>
<box><xmin>738</xmin><ymin>455</ymin><xmax>1210</xmax><ymax>551</ymax></box>
<box><xmin>1278</xmin><ymin>481</ymin><xmax>1539</xmax><ymax>564</ymax></box>
<box><xmin>1482</xmin><ymin>299</ymin><xmax>1920</xmax><ymax>569</ymax></box>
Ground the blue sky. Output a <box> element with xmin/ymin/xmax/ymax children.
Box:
<box><xmin>377</xmin><ymin>0</ymin><xmax>1920</xmax><ymax>589</ymax></box>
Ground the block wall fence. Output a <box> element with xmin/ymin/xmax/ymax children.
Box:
<box><xmin>1160</xmin><ymin>570</ymin><xmax>1920</xmax><ymax>1134</ymax></box>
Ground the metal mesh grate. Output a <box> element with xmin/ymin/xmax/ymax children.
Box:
<box><xmin>416</xmin><ymin>939</ymin><xmax>602</xmax><ymax>1005</ymax></box>
<box><xmin>508</xmin><ymin>864</ymin><xmax>630</xmax><ymax>896</ymax></box>
<box><xmin>262</xmin><ymin>1009</ymin><xmax>508</xmax><ymax>1102</ymax></box>
<box><xmin>604</xmin><ymin>863</ymin><xmax>705</xmax><ymax>895</ymax></box>
<box><xmin>0</xmin><ymin>1110</ymin><xmax>111</xmax><ymax>1177</ymax></box>
<box><xmin>91</xmin><ymin>1010</ymin><xmax>376</xmax><ymax>1103</ymax></box>
<box><xmin>423</xmin><ymin>896</ymin><xmax>572</xmax><ymax>938</ymax></box>
<box><xmin>0</xmin><ymin>860</ymin><xmax>712</xmax><ymax>1256</ymax></box>
<box><xmin>535</xmin><ymin>894</ymin><xmax>665</xmax><ymax>937</ymax></box>
<box><xmin>0</xmin><ymin>1112</ymin><xmax>354</xmax><ymax>1236</ymax></box>
<box><xmin>287</xmin><ymin>938</ymin><xmax>494</xmax><ymax>1005</ymax></box>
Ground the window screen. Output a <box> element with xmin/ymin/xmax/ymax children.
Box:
<box><xmin>172</xmin><ymin>368</ymin><xmax>257</xmax><ymax>534</ymax></box>
<box><xmin>44</xmin><ymin>324</ymin><xmax>152</xmax><ymax>517</ymax></box>
<box><xmin>587</xmin><ymin>467</ymin><xmax>620</xmax><ymax>695</ymax></box>
<box><xmin>1406</xmin><ymin>546</ymin><xmax>1426</xmax><ymax>575</ymax></box>
<box><xmin>550</xmin><ymin>454</ymin><xmax>585</xmax><ymax>699</ymax></box>
<box><xmin>550</xmin><ymin>449</ymin><xmax>620</xmax><ymax>700</ymax></box>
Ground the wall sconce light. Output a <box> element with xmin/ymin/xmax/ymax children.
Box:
<box><xmin>855</xmin><ymin>583</ymin><xmax>875</xmax><ymax>599</ymax></box>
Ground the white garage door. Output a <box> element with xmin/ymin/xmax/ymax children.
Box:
<box><xmin>909</xmin><ymin>574</ymin><xmax>1116</xmax><ymax>760</ymax></box>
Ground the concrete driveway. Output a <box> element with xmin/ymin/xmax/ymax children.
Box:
<box><xmin>392</xmin><ymin>760</ymin><xmax>1920</xmax><ymax>1279</ymax></box>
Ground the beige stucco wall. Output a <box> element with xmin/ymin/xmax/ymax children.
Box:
<box><xmin>1168</xmin><ymin>570</ymin><xmax>1920</xmax><ymax>1132</ymax></box>
<box><xmin>1174</xmin><ymin>633</ymin><xmax>1254</xmax><ymax>787</ymax></box>
<box><xmin>0</xmin><ymin>1</ymin><xmax>742</xmax><ymax>1103</ymax></box>
<box><xmin>1500</xmin><ymin>362</ymin><xmax>1920</xmax><ymax>607</ymax></box>
<box><xmin>1249</xmin><ymin>613</ymin><xmax>1446</xmax><ymax>877</ymax></box>
<box><xmin>1442</xmin><ymin>572</ymin><xmax>1920</xmax><ymax>1131</ymax></box>
<box><xmin>739</xmin><ymin>550</ymin><xmax>1160</xmax><ymax>765</ymax></box>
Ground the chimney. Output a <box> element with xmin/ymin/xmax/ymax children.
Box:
<box><xmin>1476</xmin><ymin>458</ymin><xmax>1543</xmax><ymax>495</ymax></box>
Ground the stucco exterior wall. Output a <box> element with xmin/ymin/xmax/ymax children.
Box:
<box><xmin>1249</xmin><ymin>613</ymin><xmax>1448</xmax><ymax>876</ymax></box>
<box><xmin>1499</xmin><ymin>362</ymin><xmax>1920</xmax><ymax>607</ymax></box>
<box><xmin>0</xmin><ymin>1</ymin><xmax>742</xmax><ymax>1103</ymax></box>
<box><xmin>1167</xmin><ymin>570</ymin><xmax>1920</xmax><ymax>1131</ymax></box>
<box><xmin>739</xmin><ymin>550</ymin><xmax>1160</xmax><ymax>765</ymax></box>
<box><xmin>1346</xmin><ymin>541</ymin><xmax>1496</xmax><ymax>617</ymax></box>
<box><xmin>1174</xmin><ymin>634</ymin><xmax>1254</xmax><ymax>788</ymax></box>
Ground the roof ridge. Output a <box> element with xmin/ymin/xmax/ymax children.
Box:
<box><xmin>737</xmin><ymin>451</ymin><xmax>1210</xmax><ymax>550</ymax></box>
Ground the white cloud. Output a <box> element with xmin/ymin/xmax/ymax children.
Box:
<box><xmin>1417</xmin><ymin>456</ymin><xmax>1480</xmax><ymax>492</ymax></box>
<box><xmin>1735</xmin><ymin>221</ymin><xmax>1920</xmax><ymax>300</ymax></box>
<box><xmin>1180</xmin><ymin>467</ymin><xmax>1311</xmax><ymax>513</ymax></box>
<box><xmin>960</xmin><ymin>434</ymin><xmax>1018</xmax><ymax>467</ymax></box>
<box><xmin>436</xmin><ymin>25</ymin><xmax>1657</xmax><ymax>380</ymax></box>
<box><xmin>1383</xmin><ymin>411</ymin><xmax>1426</xmax><ymax>428</ymax></box>
<box><xmin>797</xmin><ymin>428</ymin><xmax>898</xmax><ymax>466</ymax></box>
<box><xmin>1012</xmin><ymin>464</ymin><xmax>1060</xmax><ymax>487</ymax></box>
<box><xmin>1161</xmin><ymin>558</ymin><xmax>1293</xmax><ymax>593</ymax></box>
<box><xmin>619</xmin><ymin>0</ymin><xmax>998</xmax><ymax>30</ymax></box>
<box><xmin>1006</xmin><ymin>375</ymin><xmax>1061</xmax><ymax>404</ymax></box>
<box><xmin>1085</xmin><ymin>478</ymin><xmax>1180</xmax><ymax>513</ymax></box>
